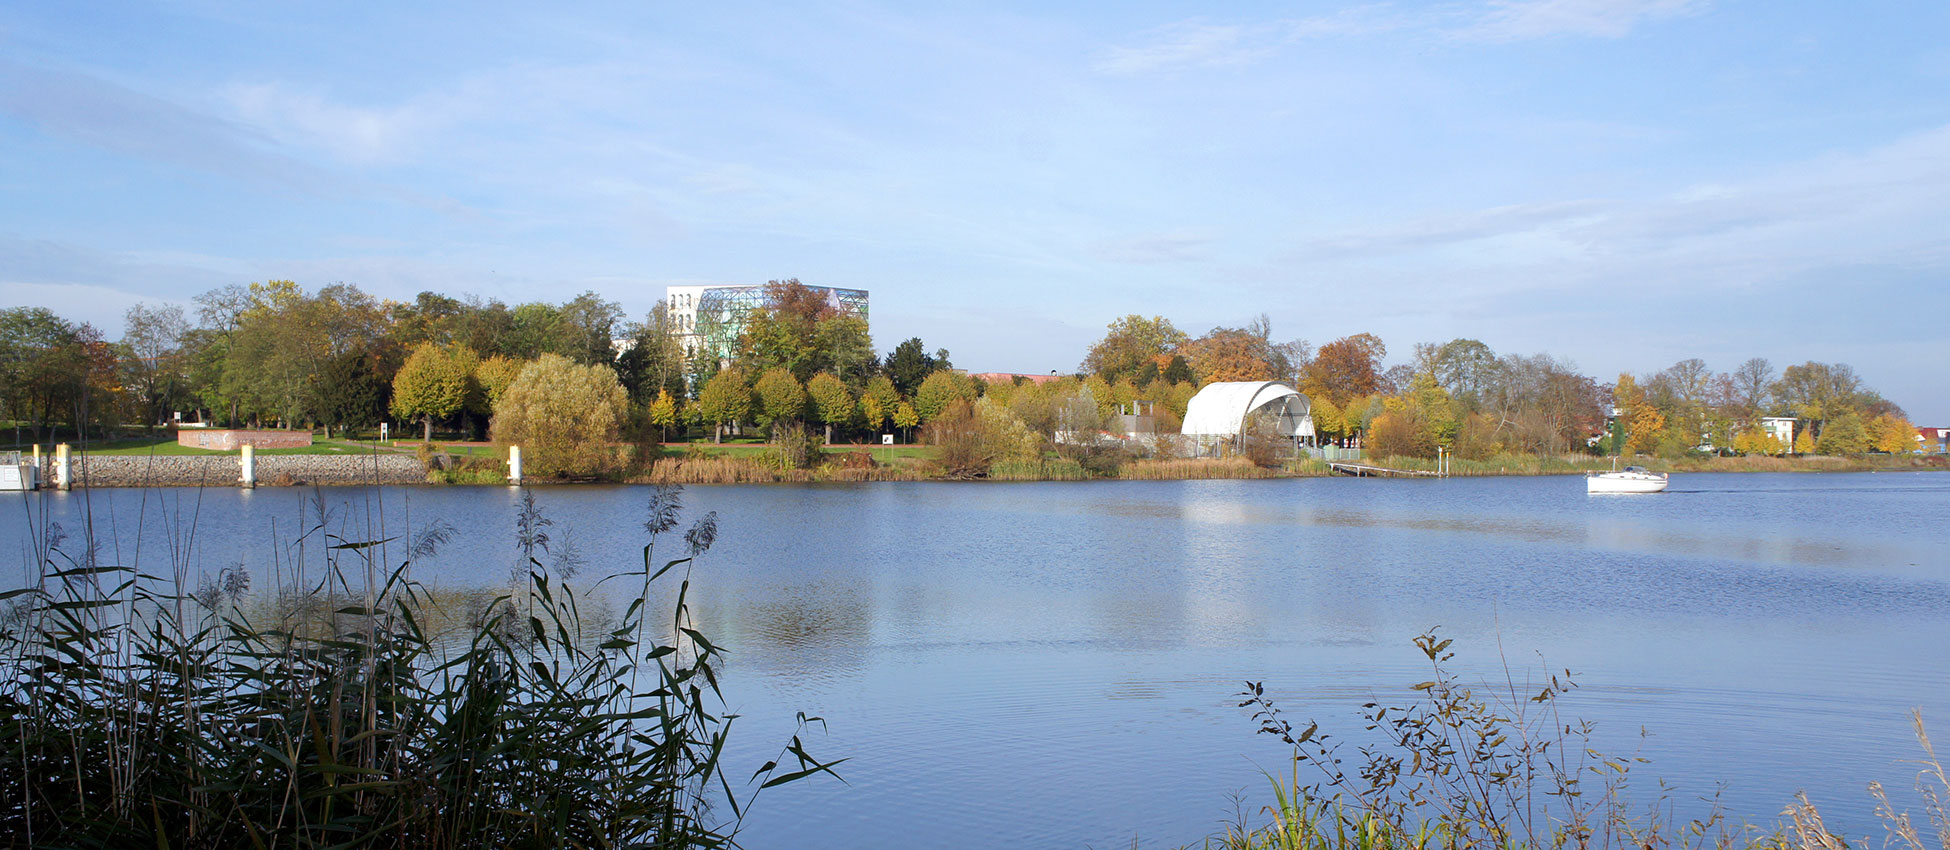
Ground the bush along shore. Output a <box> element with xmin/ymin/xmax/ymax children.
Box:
<box><xmin>1188</xmin><ymin>631</ymin><xmax>1947</xmax><ymax>850</ymax></box>
<box><xmin>26</xmin><ymin>437</ymin><xmax>1946</xmax><ymax>487</ymax></box>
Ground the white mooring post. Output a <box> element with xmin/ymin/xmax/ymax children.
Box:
<box><xmin>240</xmin><ymin>444</ymin><xmax>256</xmax><ymax>489</ymax></box>
<box><xmin>55</xmin><ymin>443</ymin><xmax>71</xmax><ymax>491</ymax></box>
<box><xmin>508</xmin><ymin>445</ymin><xmax>523</xmax><ymax>486</ymax></box>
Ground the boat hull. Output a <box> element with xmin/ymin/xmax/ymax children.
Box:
<box><xmin>1586</xmin><ymin>473</ymin><xmax>1668</xmax><ymax>494</ymax></box>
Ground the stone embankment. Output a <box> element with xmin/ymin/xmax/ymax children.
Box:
<box><xmin>40</xmin><ymin>454</ymin><xmax>428</xmax><ymax>488</ymax></box>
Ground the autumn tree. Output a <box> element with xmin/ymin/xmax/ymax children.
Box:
<box><xmin>1616</xmin><ymin>373</ymin><xmax>1665</xmax><ymax>456</ymax></box>
<box><xmin>1869</xmin><ymin>413</ymin><xmax>1916</xmax><ymax>454</ymax></box>
<box><xmin>490</xmin><ymin>354</ymin><xmax>629</xmax><ymax>477</ymax></box>
<box><xmin>1177</xmin><ymin>315</ymin><xmax>1303</xmax><ymax>385</ymax></box>
<box><xmin>1731</xmin><ymin>357</ymin><xmax>1775</xmax><ymax>416</ymax></box>
<box><xmin>1304</xmin><ymin>333</ymin><xmax>1387</xmax><ymax>405</ymax></box>
<box><xmin>391</xmin><ymin>343</ymin><xmax>471</xmax><ymax>442</ymax></box>
<box><xmin>648</xmin><ymin>388</ymin><xmax>679</xmax><ymax>442</ymax></box>
<box><xmin>695</xmin><ymin>368</ymin><xmax>752</xmax><ymax>443</ymax></box>
<box><xmin>892</xmin><ymin>401</ymin><xmax>919</xmax><ymax>443</ymax></box>
<box><xmin>806</xmin><ymin>372</ymin><xmax>854</xmax><ymax>441</ymax></box>
<box><xmin>1080</xmin><ymin>315</ymin><xmax>1188</xmax><ymax>382</ymax></box>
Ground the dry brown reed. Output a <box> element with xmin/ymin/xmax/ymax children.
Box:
<box><xmin>1121</xmin><ymin>457</ymin><xmax>1279</xmax><ymax>480</ymax></box>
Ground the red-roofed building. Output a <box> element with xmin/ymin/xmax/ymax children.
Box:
<box><xmin>968</xmin><ymin>372</ymin><xmax>1065</xmax><ymax>385</ymax></box>
<box><xmin>1917</xmin><ymin>427</ymin><xmax>1949</xmax><ymax>454</ymax></box>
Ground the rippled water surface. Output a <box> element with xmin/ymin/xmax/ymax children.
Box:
<box><xmin>7</xmin><ymin>472</ymin><xmax>1949</xmax><ymax>848</ymax></box>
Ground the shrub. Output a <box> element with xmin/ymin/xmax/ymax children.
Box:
<box><xmin>490</xmin><ymin>353</ymin><xmax>629</xmax><ymax>478</ymax></box>
<box><xmin>768</xmin><ymin>420</ymin><xmax>824</xmax><ymax>470</ymax></box>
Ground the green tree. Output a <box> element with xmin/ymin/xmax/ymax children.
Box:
<box><xmin>309</xmin><ymin>351</ymin><xmax>384</xmax><ymax>438</ymax></box>
<box><xmin>863</xmin><ymin>376</ymin><xmax>899</xmax><ymax>423</ymax></box>
<box><xmin>1161</xmin><ymin>355</ymin><xmax>1193</xmax><ymax>385</ymax></box>
<box><xmin>473</xmin><ymin>355</ymin><xmax>523</xmax><ymax>416</ymax></box>
<box><xmin>915</xmin><ymin>370</ymin><xmax>975</xmax><ymax>423</ymax></box>
<box><xmin>754</xmin><ymin>368</ymin><xmax>807</xmax><ymax>428</ymax></box>
<box><xmin>695</xmin><ymin>368</ymin><xmax>752</xmax><ymax>444</ymax></box>
<box><xmin>615</xmin><ymin>300</ymin><xmax>688</xmax><ymax>404</ymax></box>
<box><xmin>884</xmin><ymin>338</ymin><xmax>946</xmax><ymax>397</ymax></box>
<box><xmin>490</xmin><ymin>353</ymin><xmax>629</xmax><ymax>477</ymax></box>
<box><xmin>118</xmin><ymin>302</ymin><xmax>190</xmax><ymax>430</ymax></box>
<box><xmin>859</xmin><ymin>394</ymin><xmax>887</xmax><ymax>436</ymax></box>
<box><xmin>391</xmin><ymin>343</ymin><xmax>470</xmax><ymax>442</ymax></box>
<box><xmin>1816</xmin><ymin>412</ymin><xmax>1870</xmax><ymax>455</ymax></box>
<box><xmin>806</xmin><ymin>372</ymin><xmax>854</xmax><ymax>442</ymax></box>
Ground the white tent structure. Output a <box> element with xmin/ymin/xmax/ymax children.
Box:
<box><xmin>1180</xmin><ymin>381</ymin><xmax>1312</xmax><ymax>455</ymax></box>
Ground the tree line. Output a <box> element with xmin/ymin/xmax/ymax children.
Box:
<box><xmin>1072</xmin><ymin>314</ymin><xmax>1918</xmax><ymax>460</ymax></box>
<box><xmin>0</xmin><ymin>285</ymin><xmax>1919</xmax><ymax>466</ymax></box>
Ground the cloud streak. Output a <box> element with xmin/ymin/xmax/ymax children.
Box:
<box><xmin>0</xmin><ymin>60</ymin><xmax>343</xmax><ymax>194</ymax></box>
<box><xmin>1096</xmin><ymin>1</ymin><xmax>1711</xmax><ymax>75</ymax></box>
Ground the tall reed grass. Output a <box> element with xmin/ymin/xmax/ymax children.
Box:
<box><xmin>1196</xmin><ymin>631</ymin><xmax>1946</xmax><ymax>850</ymax></box>
<box><xmin>1120</xmin><ymin>458</ymin><xmax>1279</xmax><ymax>480</ymax></box>
<box><xmin>0</xmin><ymin>484</ymin><xmax>839</xmax><ymax>848</ymax></box>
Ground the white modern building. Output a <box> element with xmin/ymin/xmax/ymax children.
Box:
<box><xmin>666</xmin><ymin>283</ymin><xmax>868</xmax><ymax>360</ymax></box>
<box><xmin>1179</xmin><ymin>381</ymin><xmax>1313</xmax><ymax>456</ymax></box>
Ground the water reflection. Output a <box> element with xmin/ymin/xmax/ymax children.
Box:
<box><xmin>3</xmin><ymin>473</ymin><xmax>1947</xmax><ymax>849</ymax></box>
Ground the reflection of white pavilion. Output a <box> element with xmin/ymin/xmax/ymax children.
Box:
<box><xmin>1180</xmin><ymin>381</ymin><xmax>1313</xmax><ymax>456</ymax></box>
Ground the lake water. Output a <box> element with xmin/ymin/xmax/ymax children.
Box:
<box><xmin>7</xmin><ymin>472</ymin><xmax>1949</xmax><ymax>848</ymax></box>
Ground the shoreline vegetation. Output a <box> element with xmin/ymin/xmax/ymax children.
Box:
<box><xmin>21</xmin><ymin>433</ymin><xmax>1947</xmax><ymax>487</ymax></box>
<box><xmin>1</xmin><ymin>483</ymin><xmax>843</xmax><ymax>847</ymax></box>
<box><xmin>1182</xmin><ymin>631</ymin><xmax>1948</xmax><ymax>850</ymax></box>
<box><xmin>4</xmin><ymin>282</ymin><xmax>1937</xmax><ymax>493</ymax></box>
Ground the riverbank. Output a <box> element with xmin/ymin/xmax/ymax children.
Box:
<box><xmin>21</xmin><ymin>443</ymin><xmax>1944</xmax><ymax>488</ymax></box>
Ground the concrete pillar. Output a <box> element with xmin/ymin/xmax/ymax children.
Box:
<box><xmin>240</xmin><ymin>444</ymin><xmax>256</xmax><ymax>489</ymax></box>
<box><xmin>55</xmin><ymin>443</ymin><xmax>71</xmax><ymax>491</ymax></box>
<box><xmin>507</xmin><ymin>445</ymin><xmax>523</xmax><ymax>486</ymax></box>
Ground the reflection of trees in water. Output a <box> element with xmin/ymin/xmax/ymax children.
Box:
<box><xmin>732</xmin><ymin>581</ymin><xmax>874</xmax><ymax>682</ymax></box>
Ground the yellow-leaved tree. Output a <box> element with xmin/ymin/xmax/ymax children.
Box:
<box><xmin>391</xmin><ymin>343</ymin><xmax>471</xmax><ymax>442</ymax></box>
<box><xmin>490</xmin><ymin>353</ymin><xmax>629</xmax><ymax>478</ymax></box>
<box><xmin>1616</xmin><ymin>373</ymin><xmax>1665</xmax><ymax>456</ymax></box>
<box><xmin>1870</xmin><ymin>413</ymin><xmax>1916</xmax><ymax>454</ymax></box>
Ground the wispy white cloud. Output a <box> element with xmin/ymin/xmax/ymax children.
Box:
<box><xmin>0</xmin><ymin>59</ymin><xmax>340</xmax><ymax>193</ymax></box>
<box><xmin>1461</xmin><ymin>0</ymin><xmax>1709</xmax><ymax>42</ymax></box>
<box><xmin>1093</xmin><ymin>8</ymin><xmax>1400</xmax><ymax>75</ymax></box>
<box><xmin>1097</xmin><ymin>1</ymin><xmax>1709</xmax><ymax>75</ymax></box>
<box><xmin>1285</xmin><ymin>121</ymin><xmax>1950</xmax><ymax>305</ymax></box>
<box><xmin>224</xmin><ymin>83</ymin><xmax>448</xmax><ymax>165</ymax></box>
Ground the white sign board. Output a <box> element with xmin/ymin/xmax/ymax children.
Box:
<box><xmin>881</xmin><ymin>434</ymin><xmax>894</xmax><ymax>445</ymax></box>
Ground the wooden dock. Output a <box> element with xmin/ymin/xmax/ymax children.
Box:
<box><xmin>1328</xmin><ymin>462</ymin><xmax>1443</xmax><ymax>478</ymax></box>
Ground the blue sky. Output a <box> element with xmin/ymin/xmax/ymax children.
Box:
<box><xmin>2</xmin><ymin>1</ymin><xmax>1946</xmax><ymax>419</ymax></box>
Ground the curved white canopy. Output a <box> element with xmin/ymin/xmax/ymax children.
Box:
<box><xmin>1180</xmin><ymin>381</ymin><xmax>1312</xmax><ymax>438</ymax></box>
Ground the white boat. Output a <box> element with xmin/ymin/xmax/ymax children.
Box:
<box><xmin>1586</xmin><ymin>465</ymin><xmax>1668</xmax><ymax>494</ymax></box>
